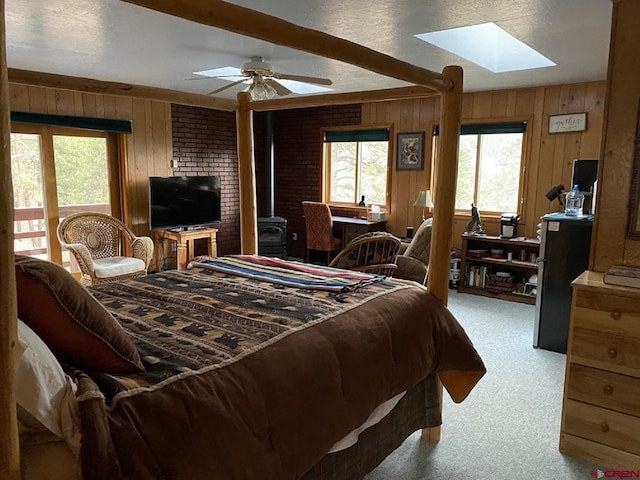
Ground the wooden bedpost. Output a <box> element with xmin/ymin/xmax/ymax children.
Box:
<box><xmin>422</xmin><ymin>65</ymin><xmax>463</xmax><ymax>444</ymax></box>
<box><xmin>236</xmin><ymin>91</ymin><xmax>258</xmax><ymax>254</ymax></box>
<box><xmin>0</xmin><ymin>0</ymin><xmax>21</xmax><ymax>477</ymax></box>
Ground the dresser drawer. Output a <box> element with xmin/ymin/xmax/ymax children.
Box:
<box><xmin>566</xmin><ymin>364</ymin><xmax>640</xmax><ymax>416</ymax></box>
<box><xmin>574</xmin><ymin>289</ymin><xmax>640</xmax><ymax>339</ymax></box>
<box><xmin>572</xmin><ymin>328</ymin><xmax>640</xmax><ymax>376</ymax></box>
<box><xmin>563</xmin><ymin>399</ymin><xmax>640</xmax><ymax>455</ymax></box>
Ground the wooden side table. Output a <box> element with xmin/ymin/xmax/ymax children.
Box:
<box><xmin>154</xmin><ymin>228</ymin><xmax>218</xmax><ymax>270</ymax></box>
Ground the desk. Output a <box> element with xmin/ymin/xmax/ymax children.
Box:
<box><xmin>331</xmin><ymin>216</ymin><xmax>387</xmax><ymax>246</ymax></box>
<box><xmin>154</xmin><ymin>228</ymin><xmax>218</xmax><ymax>270</ymax></box>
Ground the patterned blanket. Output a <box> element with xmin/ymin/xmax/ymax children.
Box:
<box><xmin>189</xmin><ymin>254</ymin><xmax>383</xmax><ymax>291</ymax></box>
<box><xmin>88</xmin><ymin>261</ymin><xmax>408</xmax><ymax>399</ymax></box>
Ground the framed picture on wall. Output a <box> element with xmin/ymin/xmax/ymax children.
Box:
<box><xmin>397</xmin><ymin>132</ymin><xmax>424</xmax><ymax>170</ymax></box>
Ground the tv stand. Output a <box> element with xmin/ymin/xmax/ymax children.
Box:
<box><xmin>154</xmin><ymin>227</ymin><xmax>218</xmax><ymax>270</ymax></box>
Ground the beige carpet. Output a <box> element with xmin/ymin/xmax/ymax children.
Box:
<box><xmin>366</xmin><ymin>289</ymin><xmax>603</xmax><ymax>480</ymax></box>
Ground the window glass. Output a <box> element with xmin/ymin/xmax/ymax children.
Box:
<box><xmin>329</xmin><ymin>142</ymin><xmax>357</xmax><ymax>203</ymax></box>
<box><xmin>454</xmin><ymin>131</ymin><xmax>524</xmax><ymax>213</ymax></box>
<box><xmin>326</xmin><ymin>140</ymin><xmax>389</xmax><ymax>206</ymax></box>
<box><xmin>359</xmin><ymin>141</ymin><xmax>387</xmax><ymax>205</ymax></box>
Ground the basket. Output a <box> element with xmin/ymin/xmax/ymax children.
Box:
<box><xmin>486</xmin><ymin>273</ymin><xmax>514</xmax><ymax>293</ymax></box>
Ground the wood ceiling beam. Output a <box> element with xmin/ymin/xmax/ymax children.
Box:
<box><xmin>8</xmin><ymin>69</ymin><xmax>238</xmax><ymax>111</ymax></box>
<box><xmin>249</xmin><ymin>86</ymin><xmax>440</xmax><ymax>112</ymax></box>
<box><xmin>119</xmin><ymin>0</ymin><xmax>453</xmax><ymax>93</ymax></box>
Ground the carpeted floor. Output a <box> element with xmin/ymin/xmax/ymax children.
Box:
<box><xmin>365</xmin><ymin>289</ymin><xmax>603</xmax><ymax>480</ymax></box>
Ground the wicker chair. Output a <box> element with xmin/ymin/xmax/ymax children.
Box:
<box><xmin>57</xmin><ymin>212</ymin><xmax>154</xmax><ymax>286</ymax></box>
<box><xmin>302</xmin><ymin>201</ymin><xmax>342</xmax><ymax>264</ymax></box>
<box><xmin>328</xmin><ymin>231</ymin><xmax>401</xmax><ymax>277</ymax></box>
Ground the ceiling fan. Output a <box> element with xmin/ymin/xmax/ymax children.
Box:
<box><xmin>190</xmin><ymin>56</ymin><xmax>333</xmax><ymax>100</ymax></box>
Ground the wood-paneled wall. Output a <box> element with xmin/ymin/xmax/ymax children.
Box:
<box><xmin>362</xmin><ymin>81</ymin><xmax>606</xmax><ymax>252</ymax></box>
<box><xmin>8</xmin><ymin>84</ymin><xmax>173</xmax><ymax>235</ymax></box>
<box><xmin>8</xmin><ymin>80</ymin><xmax>606</xmax><ymax>259</ymax></box>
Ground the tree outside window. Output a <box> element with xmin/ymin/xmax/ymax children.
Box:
<box><xmin>456</xmin><ymin>132</ymin><xmax>524</xmax><ymax>213</ymax></box>
<box><xmin>323</xmin><ymin>128</ymin><xmax>390</xmax><ymax>208</ymax></box>
<box><xmin>433</xmin><ymin>122</ymin><xmax>526</xmax><ymax>215</ymax></box>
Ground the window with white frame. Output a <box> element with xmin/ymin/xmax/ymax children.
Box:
<box><xmin>435</xmin><ymin>122</ymin><xmax>526</xmax><ymax>214</ymax></box>
<box><xmin>323</xmin><ymin>128</ymin><xmax>390</xmax><ymax>208</ymax></box>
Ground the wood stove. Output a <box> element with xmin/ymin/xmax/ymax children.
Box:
<box><xmin>257</xmin><ymin>216</ymin><xmax>287</xmax><ymax>258</ymax></box>
<box><xmin>257</xmin><ymin>112</ymin><xmax>287</xmax><ymax>258</ymax></box>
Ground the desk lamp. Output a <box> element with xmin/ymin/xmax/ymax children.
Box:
<box><xmin>413</xmin><ymin>190</ymin><xmax>433</xmax><ymax>222</ymax></box>
<box><xmin>545</xmin><ymin>184</ymin><xmax>565</xmax><ymax>205</ymax></box>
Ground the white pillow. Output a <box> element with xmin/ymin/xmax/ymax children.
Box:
<box><xmin>16</xmin><ymin>319</ymin><xmax>82</xmax><ymax>457</ymax></box>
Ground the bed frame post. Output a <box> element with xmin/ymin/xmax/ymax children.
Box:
<box><xmin>236</xmin><ymin>91</ymin><xmax>258</xmax><ymax>255</ymax></box>
<box><xmin>422</xmin><ymin>65</ymin><xmax>463</xmax><ymax>444</ymax></box>
<box><xmin>0</xmin><ymin>0</ymin><xmax>21</xmax><ymax>477</ymax></box>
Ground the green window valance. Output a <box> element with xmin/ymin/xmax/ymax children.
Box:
<box><xmin>11</xmin><ymin>111</ymin><xmax>132</xmax><ymax>134</ymax></box>
<box><xmin>324</xmin><ymin>128</ymin><xmax>390</xmax><ymax>142</ymax></box>
<box><xmin>433</xmin><ymin>121</ymin><xmax>527</xmax><ymax>136</ymax></box>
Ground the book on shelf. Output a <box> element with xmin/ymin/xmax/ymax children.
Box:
<box><xmin>603</xmin><ymin>265</ymin><xmax>640</xmax><ymax>288</ymax></box>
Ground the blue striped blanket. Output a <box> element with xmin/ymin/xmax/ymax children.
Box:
<box><xmin>188</xmin><ymin>255</ymin><xmax>383</xmax><ymax>292</ymax></box>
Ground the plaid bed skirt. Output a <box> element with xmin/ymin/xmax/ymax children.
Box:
<box><xmin>302</xmin><ymin>374</ymin><xmax>441</xmax><ymax>480</ymax></box>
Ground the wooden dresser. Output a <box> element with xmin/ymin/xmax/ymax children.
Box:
<box><xmin>560</xmin><ymin>271</ymin><xmax>640</xmax><ymax>468</ymax></box>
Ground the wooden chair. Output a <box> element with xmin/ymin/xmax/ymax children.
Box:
<box><xmin>57</xmin><ymin>212</ymin><xmax>154</xmax><ymax>286</ymax></box>
<box><xmin>329</xmin><ymin>231</ymin><xmax>401</xmax><ymax>277</ymax></box>
<box><xmin>302</xmin><ymin>201</ymin><xmax>342</xmax><ymax>264</ymax></box>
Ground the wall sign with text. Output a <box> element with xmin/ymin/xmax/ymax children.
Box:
<box><xmin>548</xmin><ymin>113</ymin><xmax>587</xmax><ymax>133</ymax></box>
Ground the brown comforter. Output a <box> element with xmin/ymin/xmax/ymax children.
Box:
<box><xmin>78</xmin><ymin>264</ymin><xmax>485</xmax><ymax>480</ymax></box>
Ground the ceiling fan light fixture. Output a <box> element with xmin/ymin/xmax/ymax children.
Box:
<box><xmin>248</xmin><ymin>76</ymin><xmax>276</xmax><ymax>101</ymax></box>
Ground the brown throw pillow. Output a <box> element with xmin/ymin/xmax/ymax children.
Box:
<box><xmin>14</xmin><ymin>255</ymin><xmax>143</xmax><ymax>373</ymax></box>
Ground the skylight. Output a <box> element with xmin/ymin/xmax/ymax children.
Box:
<box><xmin>415</xmin><ymin>22</ymin><xmax>556</xmax><ymax>73</ymax></box>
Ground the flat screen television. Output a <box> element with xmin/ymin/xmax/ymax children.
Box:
<box><xmin>149</xmin><ymin>175</ymin><xmax>221</xmax><ymax>230</ymax></box>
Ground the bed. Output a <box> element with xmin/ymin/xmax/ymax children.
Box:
<box><xmin>13</xmin><ymin>254</ymin><xmax>484</xmax><ymax>479</ymax></box>
<box><xmin>1</xmin><ymin>1</ymin><xmax>466</xmax><ymax>478</ymax></box>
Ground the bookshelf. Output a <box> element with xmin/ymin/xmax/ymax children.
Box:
<box><xmin>458</xmin><ymin>233</ymin><xmax>540</xmax><ymax>305</ymax></box>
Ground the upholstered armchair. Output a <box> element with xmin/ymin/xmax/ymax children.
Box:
<box><xmin>57</xmin><ymin>212</ymin><xmax>154</xmax><ymax>286</ymax></box>
<box><xmin>329</xmin><ymin>231</ymin><xmax>401</xmax><ymax>277</ymax></box>
<box><xmin>394</xmin><ymin>218</ymin><xmax>432</xmax><ymax>284</ymax></box>
<box><xmin>302</xmin><ymin>201</ymin><xmax>342</xmax><ymax>264</ymax></box>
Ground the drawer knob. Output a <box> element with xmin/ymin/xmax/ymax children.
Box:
<box><xmin>603</xmin><ymin>385</ymin><xmax>614</xmax><ymax>395</ymax></box>
<box><xmin>600</xmin><ymin>422</ymin><xmax>610</xmax><ymax>433</ymax></box>
<box><xmin>607</xmin><ymin>348</ymin><xmax>618</xmax><ymax>359</ymax></box>
<box><xmin>611</xmin><ymin>310</ymin><xmax>622</xmax><ymax>320</ymax></box>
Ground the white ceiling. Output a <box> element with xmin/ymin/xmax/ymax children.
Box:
<box><xmin>5</xmin><ymin>0</ymin><xmax>613</xmax><ymax>100</ymax></box>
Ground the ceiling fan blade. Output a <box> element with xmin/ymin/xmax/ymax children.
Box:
<box><xmin>265</xmin><ymin>78</ymin><xmax>292</xmax><ymax>96</ymax></box>
<box><xmin>185</xmin><ymin>75</ymin><xmax>244</xmax><ymax>81</ymax></box>
<box><xmin>275</xmin><ymin>73</ymin><xmax>333</xmax><ymax>86</ymax></box>
<box><xmin>206</xmin><ymin>78</ymin><xmax>247</xmax><ymax>95</ymax></box>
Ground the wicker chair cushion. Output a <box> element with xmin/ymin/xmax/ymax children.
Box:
<box><xmin>14</xmin><ymin>255</ymin><xmax>144</xmax><ymax>374</ymax></box>
<box><xmin>93</xmin><ymin>256</ymin><xmax>146</xmax><ymax>279</ymax></box>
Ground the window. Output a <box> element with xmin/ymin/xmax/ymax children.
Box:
<box><xmin>323</xmin><ymin>128</ymin><xmax>390</xmax><ymax>207</ymax></box>
<box><xmin>435</xmin><ymin>122</ymin><xmax>526</xmax><ymax>214</ymax></box>
<box><xmin>11</xmin><ymin>124</ymin><xmax>121</xmax><ymax>271</ymax></box>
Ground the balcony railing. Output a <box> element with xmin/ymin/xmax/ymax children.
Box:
<box><xmin>14</xmin><ymin>203</ymin><xmax>110</xmax><ymax>258</ymax></box>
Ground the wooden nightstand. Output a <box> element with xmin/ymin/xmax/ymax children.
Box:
<box><xmin>560</xmin><ymin>270</ymin><xmax>640</xmax><ymax>468</ymax></box>
<box><xmin>154</xmin><ymin>228</ymin><xmax>218</xmax><ymax>270</ymax></box>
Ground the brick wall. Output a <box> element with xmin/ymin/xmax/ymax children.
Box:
<box><xmin>172</xmin><ymin>104</ymin><xmax>240</xmax><ymax>255</ymax></box>
<box><xmin>172</xmin><ymin>103</ymin><xmax>361</xmax><ymax>260</ymax></box>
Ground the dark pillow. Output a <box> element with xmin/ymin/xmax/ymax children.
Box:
<box><xmin>14</xmin><ymin>255</ymin><xmax>143</xmax><ymax>373</ymax></box>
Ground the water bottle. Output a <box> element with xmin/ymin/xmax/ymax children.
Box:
<box><xmin>565</xmin><ymin>184</ymin><xmax>584</xmax><ymax>217</ymax></box>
